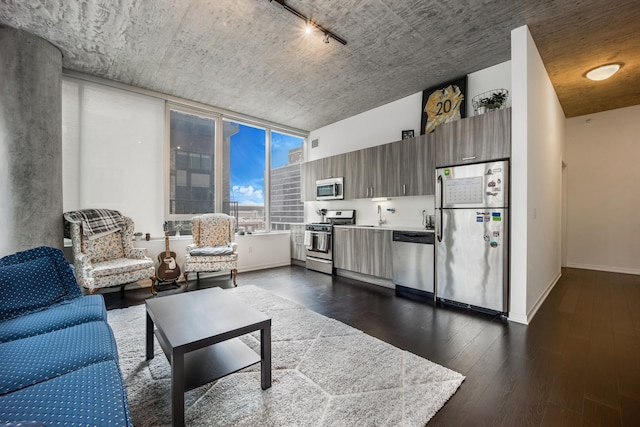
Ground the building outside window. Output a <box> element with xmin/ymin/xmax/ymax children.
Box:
<box><xmin>270</xmin><ymin>132</ymin><xmax>304</xmax><ymax>230</ymax></box>
<box><xmin>168</xmin><ymin>109</ymin><xmax>216</xmax><ymax>234</ymax></box>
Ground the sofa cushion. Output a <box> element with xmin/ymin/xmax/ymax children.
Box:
<box><xmin>0</xmin><ymin>321</ymin><xmax>118</xmax><ymax>395</ymax></box>
<box><xmin>0</xmin><ymin>360</ymin><xmax>132</xmax><ymax>427</ymax></box>
<box><xmin>0</xmin><ymin>295</ymin><xmax>106</xmax><ymax>344</ymax></box>
<box><xmin>0</xmin><ymin>257</ymin><xmax>67</xmax><ymax>321</ymax></box>
<box><xmin>0</xmin><ymin>246</ymin><xmax>81</xmax><ymax>300</ymax></box>
<box><xmin>189</xmin><ymin>245</ymin><xmax>234</xmax><ymax>256</ymax></box>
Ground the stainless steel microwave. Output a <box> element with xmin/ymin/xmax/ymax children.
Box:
<box><xmin>316</xmin><ymin>177</ymin><xmax>344</xmax><ymax>200</ymax></box>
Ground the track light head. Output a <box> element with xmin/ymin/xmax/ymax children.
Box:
<box><xmin>268</xmin><ymin>0</ymin><xmax>347</xmax><ymax>46</ymax></box>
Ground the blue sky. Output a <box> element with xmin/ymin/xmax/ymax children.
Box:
<box><xmin>229</xmin><ymin>124</ymin><xmax>302</xmax><ymax>205</ymax></box>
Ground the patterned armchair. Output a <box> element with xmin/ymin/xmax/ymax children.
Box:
<box><xmin>69</xmin><ymin>216</ymin><xmax>157</xmax><ymax>295</ymax></box>
<box><xmin>183</xmin><ymin>213</ymin><xmax>238</xmax><ymax>291</ymax></box>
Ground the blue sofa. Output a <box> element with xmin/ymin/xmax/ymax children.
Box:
<box><xmin>0</xmin><ymin>246</ymin><xmax>132</xmax><ymax>426</ymax></box>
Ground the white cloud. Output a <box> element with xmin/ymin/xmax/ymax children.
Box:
<box><xmin>232</xmin><ymin>185</ymin><xmax>264</xmax><ymax>205</ymax></box>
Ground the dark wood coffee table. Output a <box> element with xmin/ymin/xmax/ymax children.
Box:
<box><xmin>145</xmin><ymin>287</ymin><xmax>271</xmax><ymax>427</ymax></box>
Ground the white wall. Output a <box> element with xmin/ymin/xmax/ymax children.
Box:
<box><xmin>565</xmin><ymin>105</ymin><xmax>640</xmax><ymax>274</ymax></box>
<box><xmin>466</xmin><ymin>61</ymin><xmax>512</xmax><ymax>117</ymax></box>
<box><xmin>134</xmin><ymin>232</ymin><xmax>290</xmax><ymax>274</ymax></box>
<box><xmin>510</xmin><ymin>26</ymin><xmax>565</xmax><ymax>324</ymax></box>
<box><xmin>307</xmin><ymin>93</ymin><xmax>423</xmax><ymax>161</ymax></box>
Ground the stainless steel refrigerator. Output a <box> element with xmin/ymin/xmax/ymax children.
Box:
<box><xmin>435</xmin><ymin>160</ymin><xmax>509</xmax><ymax>313</ymax></box>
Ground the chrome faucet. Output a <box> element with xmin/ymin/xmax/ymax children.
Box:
<box><xmin>377</xmin><ymin>205</ymin><xmax>386</xmax><ymax>225</ymax></box>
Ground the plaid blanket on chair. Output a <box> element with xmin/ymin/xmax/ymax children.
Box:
<box><xmin>63</xmin><ymin>209</ymin><xmax>125</xmax><ymax>239</ymax></box>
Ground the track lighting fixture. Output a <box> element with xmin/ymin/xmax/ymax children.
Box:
<box><xmin>268</xmin><ymin>0</ymin><xmax>347</xmax><ymax>45</ymax></box>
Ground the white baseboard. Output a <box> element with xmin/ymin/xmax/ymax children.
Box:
<box><xmin>507</xmin><ymin>312</ymin><xmax>529</xmax><ymax>325</ymax></box>
<box><xmin>508</xmin><ymin>270</ymin><xmax>562</xmax><ymax>325</ymax></box>
<box><xmin>528</xmin><ymin>270</ymin><xmax>562</xmax><ymax>322</ymax></box>
<box><xmin>238</xmin><ymin>261</ymin><xmax>291</xmax><ymax>273</ymax></box>
<box><xmin>565</xmin><ymin>262</ymin><xmax>640</xmax><ymax>276</ymax></box>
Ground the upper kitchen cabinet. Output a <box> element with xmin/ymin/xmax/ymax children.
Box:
<box><xmin>386</xmin><ymin>134</ymin><xmax>435</xmax><ymax>197</ymax></box>
<box><xmin>435</xmin><ymin>107</ymin><xmax>511</xmax><ymax>167</ymax></box>
<box><xmin>324</xmin><ymin>153</ymin><xmax>347</xmax><ymax>180</ymax></box>
<box><xmin>301</xmin><ymin>154</ymin><xmax>348</xmax><ymax>201</ymax></box>
<box><xmin>300</xmin><ymin>158</ymin><xmax>323</xmax><ymax>202</ymax></box>
<box><xmin>344</xmin><ymin>145</ymin><xmax>387</xmax><ymax>199</ymax></box>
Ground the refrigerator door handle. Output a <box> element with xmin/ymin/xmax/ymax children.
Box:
<box><xmin>436</xmin><ymin>174</ymin><xmax>443</xmax><ymax>242</ymax></box>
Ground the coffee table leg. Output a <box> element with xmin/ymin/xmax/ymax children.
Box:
<box><xmin>261</xmin><ymin>323</ymin><xmax>272</xmax><ymax>389</ymax></box>
<box><xmin>146</xmin><ymin>311</ymin><xmax>154</xmax><ymax>360</ymax></box>
<box><xmin>171</xmin><ymin>350</ymin><xmax>185</xmax><ymax>427</ymax></box>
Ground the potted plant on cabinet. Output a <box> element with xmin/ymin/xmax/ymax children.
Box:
<box><xmin>472</xmin><ymin>89</ymin><xmax>509</xmax><ymax>115</ymax></box>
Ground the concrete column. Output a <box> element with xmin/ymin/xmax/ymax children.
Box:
<box><xmin>0</xmin><ymin>27</ymin><xmax>63</xmax><ymax>257</ymax></box>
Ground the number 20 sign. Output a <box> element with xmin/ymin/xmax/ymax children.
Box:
<box><xmin>420</xmin><ymin>76</ymin><xmax>467</xmax><ymax>135</ymax></box>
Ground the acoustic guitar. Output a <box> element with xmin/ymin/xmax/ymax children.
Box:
<box><xmin>156</xmin><ymin>222</ymin><xmax>181</xmax><ymax>282</ymax></box>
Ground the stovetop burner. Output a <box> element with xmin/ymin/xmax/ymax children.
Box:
<box><xmin>306</xmin><ymin>223</ymin><xmax>333</xmax><ymax>232</ymax></box>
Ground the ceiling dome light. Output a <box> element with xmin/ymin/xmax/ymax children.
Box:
<box><xmin>305</xmin><ymin>24</ymin><xmax>312</xmax><ymax>35</ymax></box>
<box><xmin>586</xmin><ymin>63</ymin><xmax>621</xmax><ymax>81</ymax></box>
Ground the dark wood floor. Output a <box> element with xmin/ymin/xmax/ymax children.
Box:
<box><xmin>103</xmin><ymin>266</ymin><xmax>640</xmax><ymax>426</ymax></box>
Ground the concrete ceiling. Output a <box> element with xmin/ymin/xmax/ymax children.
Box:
<box><xmin>1</xmin><ymin>0</ymin><xmax>638</xmax><ymax>131</ymax></box>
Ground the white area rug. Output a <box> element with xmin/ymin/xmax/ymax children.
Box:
<box><xmin>107</xmin><ymin>285</ymin><xmax>464</xmax><ymax>426</ymax></box>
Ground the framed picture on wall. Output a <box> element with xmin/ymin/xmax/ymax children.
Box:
<box><xmin>401</xmin><ymin>129</ymin><xmax>414</xmax><ymax>140</ymax></box>
<box><xmin>420</xmin><ymin>76</ymin><xmax>467</xmax><ymax>135</ymax></box>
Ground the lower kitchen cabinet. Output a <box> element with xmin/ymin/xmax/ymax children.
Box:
<box><xmin>333</xmin><ymin>227</ymin><xmax>355</xmax><ymax>271</ymax></box>
<box><xmin>334</xmin><ymin>227</ymin><xmax>393</xmax><ymax>279</ymax></box>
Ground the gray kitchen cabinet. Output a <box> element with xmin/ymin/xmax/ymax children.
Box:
<box><xmin>300</xmin><ymin>158</ymin><xmax>323</xmax><ymax>201</ymax></box>
<box><xmin>360</xmin><ymin>228</ymin><xmax>393</xmax><ymax>279</ymax></box>
<box><xmin>387</xmin><ymin>134</ymin><xmax>435</xmax><ymax>197</ymax></box>
<box><xmin>301</xmin><ymin>155</ymin><xmax>349</xmax><ymax>201</ymax></box>
<box><xmin>435</xmin><ymin>107</ymin><xmax>511</xmax><ymax>167</ymax></box>
<box><xmin>333</xmin><ymin>227</ymin><xmax>355</xmax><ymax>271</ymax></box>
<box><xmin>333</xmin><ymin>227</ymin><xmax>393</xmax><ymax>279</ymax></box>
<box><xmin>345</xmin><ymin>144</ymin><xmax>391</xmax><ymax>199</ymax></box>
<box><xmin>323</xmin><ymin>152</ymin><xmax>347</xmax><ymax>181</ymax></box>
<box><xmin>344</xmin><ymin>149</ymin><xmax>368</xmax><ymax>199</ymax></box>
<box><xmin>289</xmin><ymin>224</ymin><xmax>306</xmax><ymax>261</ymax></box>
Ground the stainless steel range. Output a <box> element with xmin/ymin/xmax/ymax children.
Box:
<box><xmin>305</xmin><ymin>209</ymin><xmax>356</xmax><ymax>274</ymax></box>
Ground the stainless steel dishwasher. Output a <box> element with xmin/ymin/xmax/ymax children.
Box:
<box><xmin>392</xmin><ymin>230</ymin><xmax>435</xmax><ymax>298</ymax></box>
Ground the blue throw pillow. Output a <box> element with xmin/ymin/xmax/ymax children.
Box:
<box><xmin>0</xmin><ymin>247</ymin><xmax>81</xmax><ymax>300</ymax></box>
<box><xmin>0</xmin><ymin>257</ymin><xmax>67</xmax><ymax>321</ymax></box>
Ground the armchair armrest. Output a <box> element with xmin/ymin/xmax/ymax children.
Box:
<box><xmin>74</xmin><ymin>251</ymin><xmax>94</xmax><ymax>280</ymax></box>
<box><xmin>186</xmin><ymin>243</ymin><xmax>198</xmax><ymax>254</ymax></box>
<box><xmin>230</xmin><ymin>242</ymin><xmax>239</xmax><ymax>253</ymax></box>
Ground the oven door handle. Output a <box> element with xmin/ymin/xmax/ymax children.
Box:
<box><xmin>306</xmin><ymin>257</ymin><xmax>332</xmax><ymax>264</ymax></box>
